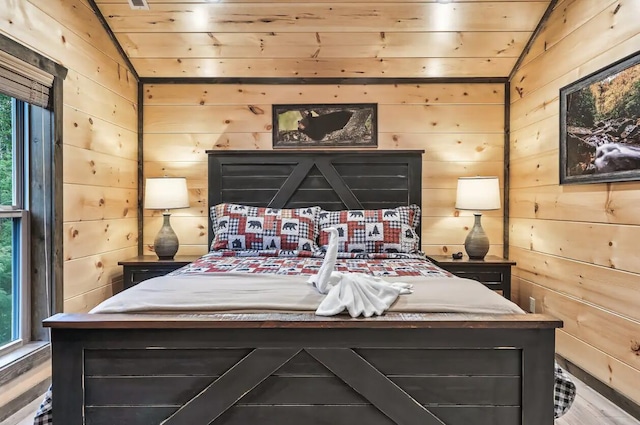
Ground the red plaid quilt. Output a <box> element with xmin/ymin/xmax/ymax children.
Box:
<box><xmin>171</xmin><ymin>252</ymin><xmax>453</xmax><ymax>278</ymax></box>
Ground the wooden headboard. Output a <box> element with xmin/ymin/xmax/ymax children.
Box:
<box><xmin>207</xmin><ymin>150</ymin><xmax>423</xmax><ymax>247</ymax></box>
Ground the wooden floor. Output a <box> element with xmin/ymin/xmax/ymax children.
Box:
<box><xmin>1</xmin><ymin>374</ymin><xmax>638</xmax><ymax>425</ymax></box>
<box><xmin>555</xmin><ymin>377</ymin><xmax>639</xmax><ymax>425</ymax></box>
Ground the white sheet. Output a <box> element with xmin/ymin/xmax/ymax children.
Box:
<box><xmin>90</xmin><ymin>272</ymin><xmax>524</xmax><ymax>315</ymax></box>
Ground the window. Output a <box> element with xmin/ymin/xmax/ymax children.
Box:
<box><xmin>0</xmin><ymin>36</ymin><xmax>66</xmax><ymax>365</ymax></box>
<box><xmin>0</xmin><ymin>93</ymin><xmax>29</xmax><ymax>354</ymax></box>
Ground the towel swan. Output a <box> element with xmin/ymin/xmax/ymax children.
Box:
<box><xmin>307</xmin><ymin>227</ymin><xmax>412</xmax><ymax>317</ymax></box>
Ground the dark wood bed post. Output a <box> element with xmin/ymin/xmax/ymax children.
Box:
<box><xmin>521</xmin><ymin>328</ymin><xmax>556</xmax><ymax>424</ymax></box>
<box><xmin>50</xmin><ymin>329</ymin><xmax>83</xmax><ymax>424</ymax></box>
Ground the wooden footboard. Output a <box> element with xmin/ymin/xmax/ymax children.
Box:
<box><xmin>44</xmin><ymin>313</ymin><xmax>561</xmax><ymax>425</ymax></box>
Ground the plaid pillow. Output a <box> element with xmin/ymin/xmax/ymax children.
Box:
<box><xmin>317</xmin><ymin>205</ymin><xmax>421</xmax><ymax>253</ymax></box>
<box><xmin>210</xmin><ymin>203</ymin><xmax>320</xmax><ymax>252</ymax></box>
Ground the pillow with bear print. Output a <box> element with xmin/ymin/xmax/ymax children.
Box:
<box><xmin>210</xmin><ymin>203</ymin><xmax>320</xmax><ymax>252</ymax></box>
<box><xmin>317</xmin><ymin>205</ymin><xmax>421</xmax><ymax>254</ymax></box>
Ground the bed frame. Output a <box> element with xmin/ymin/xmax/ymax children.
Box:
<box><xmin>45</xmin><ymin>150</ymin><xmax>562</xmax><ymax>425</ymax></box>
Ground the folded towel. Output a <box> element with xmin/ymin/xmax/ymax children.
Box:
<box><xmin>308</xmin><ymin>228</ymin><xmax>412</xmax><ymax>317</ymax></box>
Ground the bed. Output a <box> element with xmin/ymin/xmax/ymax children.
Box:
<box><xmin>44</xmin><ymin>150</ymin><xmax>565</xmax><ymax>425</ymax></box>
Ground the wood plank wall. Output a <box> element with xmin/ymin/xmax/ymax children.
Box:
<box><xmin>509</xmin><ymin>0</ymin><xmax>640</xmax><ymax>405</ymax></box>
<box><xmin>0</xmin><ymin>0</ymin><xmax>138</xmax><ymax>314</ymax></box>
<box><xmin>143</xmin><ymin>83</ymin><xmax>505</xmax><ymax>257</ymax></box>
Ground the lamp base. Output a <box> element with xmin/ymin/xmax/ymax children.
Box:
<box><xmin>464</xmin><ymin>213</ymin><xmax>490</xmax><ymax>260</ymax></box>
<box><xmin>154</xmin><ymin>212</ymin><xmax>179</xmax><ymax>260</ymax></box>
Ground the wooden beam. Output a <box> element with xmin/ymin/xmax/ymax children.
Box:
<box><xmin>52</xmin><ymin>76</ymin><xmax>64</xmax><ymax>315</ymax></box>
<box><xmin>137</xmin><ymin>82</ymin><xmax>143</xmax><ymax>255</ymax></box>
<box><xmin>508</xmin><ymin>0</ymin><xmax>560</xmax><ymax>81</ymax></box>
<box><xmin>503</xmin><ymin>81</ymin><xmax>510</xmax><ymax>259</ymax></box>
<box><xmin>141</xmin><ymin>77</ymin><xmax>509</xmax><ymax>85</ymax></box>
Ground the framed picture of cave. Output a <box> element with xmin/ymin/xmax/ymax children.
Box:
<box><xmin>272</xmin><ymin>103</ymin><xmax>377</xmax><ymax>148</ymax></box>
<box><xmin>560</xmin><ymin>51</ymin><xmax>640</xmax><ymax>184</ymax></box>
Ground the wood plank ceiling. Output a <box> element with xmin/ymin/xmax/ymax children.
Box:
<box><xmin>94</xmin><ymin>0</ymin><xmax>552</xmax><ymax>78</ymax></box>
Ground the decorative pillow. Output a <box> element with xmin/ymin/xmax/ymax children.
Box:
<box><xmin>317</xmin><ymin>205</ymin><xmax>421</xmax><ymax>253</ymax></box>
<box><xmin>210</xmin><ymin>203</ymin><xmax>320</xmax><ymax>252</ymax></box>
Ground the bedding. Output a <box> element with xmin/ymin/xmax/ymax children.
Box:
<box><xmin>35</xmin><ymin>252</ymin><xmax>575</xmax><ymax>423</ymax></box>
<box><xmin>209</xmin><ymin>203</ymin><xmax>320</xmax><ymax>252</ymax></box>
<box><xmin>88</xmin><ymin>250</ymin><xmax>517</xmax><ymax>316</ymax></box>
<box><xmin>89</xmin><ymin>270</ymin><xmax>524</xmax><ymax>316</ymax></box>
<box><xmin>170</xmin><ymin>251</ymin><xmax>451</xmax><ymax>277</ymax></box>
<box><xmin>317</xmin><ymin>204</ymin><xmax>421</xmax><ymax>253</ymax></box>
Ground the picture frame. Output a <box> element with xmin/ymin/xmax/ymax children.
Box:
<box><xmin>272</xmin><ymin>103</ymin><xmax>377</xmax><ymax>149</ymax></box>
<box><xmin>560</xmin><ymin>51</ymin><xmax>640</xmax><ymax>184</ymax></box>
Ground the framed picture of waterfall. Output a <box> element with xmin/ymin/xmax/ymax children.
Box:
<box><xmin>560</xmin><ymin>51</ymin><xmax>640</xmax><ymax>184</ymax></box>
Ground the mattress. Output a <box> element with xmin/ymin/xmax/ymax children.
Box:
<box><xmin>90</xmin><ymin>253</ymin><xmax>524</xmax><ymax>315</ymax></box>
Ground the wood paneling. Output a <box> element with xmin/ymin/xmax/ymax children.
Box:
<box><xmin>510</xmin><ymin>217</ymin><xmax>640</xmax><ymax>275</ymax></box>
<box><xmin>0</xmin><ymin>0</ymin><xmax>136</xmax><ymax>100</ymax></box>
<box><xmin>118</xmin><ymin>32</ymin><xmax>529</xmax><ymax>59</ymax></box>
<box><xmin>63</xmin><ymin>145</ymin><xmax>137</xmax><ymax>189</ymax></box>
<box><xmin>144</xmin><ymin>83</ymin><xmax>505</xmax><ymax>106</ymax></box>
<box><xmin>64</xmin><ymin>246</ymin><xmax>138</xmax><ymax>300</ymax></box>
<box><xmin>64</xmin><ymin>184</ymin><xmax>136</xmax><ymax>222</ymax></box>
<box><xmin>509</xmin><ymin>151</ymin><xmax>557</xmax><ymax>188</ymax></box>
<box><xmin>510</xmin><ymin>184</ymin><xmax>640</xmax><ymax>225</ymax></box>
<box><xmin>511</xmin><ymin>247</ymin><xmax>640</xmax><ymax>322</ymax></box>
<box><xmin>64</xmin><ymin>218</ymin><xmax>138</xmax><ymax>261</ymax></box>
<box><xmin>64</xmin><ymin>283</ymin><xmax>116</xmax><ymax>313</ymax></box>
<box><xmin>144</xmin><ymin>104</ymin><xmax>503</xmax><ymax>134</ymax></box>
<box><xmin>514</xmin><ymin>1</ymin><xmax>638</xmax><ymax>94</ymax></box>
<box><xmin>64</xmin><ymin>106</ymin><xmax>137</xmax><ymax>159</ymax></box>
<box><xmin>144</xmin><ymin>83</ymin><xmax>505</xmax><ymax>255</ymax></box>
<box><xmin>514</xmin><ymin>275</ymin><xmax>640</xmax><ymax>376</ymax></box>
<box><xmin>0</xmin><ymin>0</ymin><xmax>139</xmax><ymax>327</ymax></box>
<box><xmin>64</xmin><ymin>70</ymin><xmax>137</xmax><ymax>131</ymax></box>
<box><xmin>92</xmin><ymin>1</ymin><xmax>549</xmax><ymax>78</ymax></box>
<box><xmin>509</xmin><ymin>0</ymin><xmax>640</xmax><ymax>405</ymax></box>
<box><xmin>132</xmin><ymin>57</ymin><xmax>516</xmax><ymax>79</ymax></box>
<box><xmin>518</xmin><ymin>0</ymin><xmax>621</xmax><ymax>69</ymax></box>
<box><xmin>0</xmin><ymin>361</ymin><xmax>51</xmax><ymax>409</ymax></box>
<box><xmin>555</xmin><ymin>331</ymin><xmax>640</xmax><ymax>406</ymax></box>
<box><xmin>100</xmin><ymin>3</ymin><xmax>548</xmax><ymax>33</ymax></box>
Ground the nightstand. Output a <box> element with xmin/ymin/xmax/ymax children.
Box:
<box><xmin>428</xmin><ymin>255</ymin><xmax>516</xmax><ymax>300</ymax></box>
<box><xmin>118</xmin><ymin>255</ymin><xmax>201</xmax><ymax>290</ymax></box>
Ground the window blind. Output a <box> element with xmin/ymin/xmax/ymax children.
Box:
<box><xmin>0</xmin><ymin>50</ymin><xmax>53</xmax><ymax>108</ymax></box>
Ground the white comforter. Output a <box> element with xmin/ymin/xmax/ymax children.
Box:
<box><xmin>90</xmin><ymin>272</ymin><xmax>524</xmax><ymax>315</ymax></box>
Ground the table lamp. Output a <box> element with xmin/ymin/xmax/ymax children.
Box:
<box><xmin>144</xmin><ymin>177</ymin><xmax>189</xmax><ymax>259</ymax></box>
<box><xmin>455</xmin><ymin>176</ymin><xmax>500</xmax><ymax>260</ymax></box>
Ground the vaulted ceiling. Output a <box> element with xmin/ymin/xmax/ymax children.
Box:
<box><xmin>93</xmin><ymin>0</ymin><xmax>552</xmax><ymax>79</ymax></box>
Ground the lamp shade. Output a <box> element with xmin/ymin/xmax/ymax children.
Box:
<box><xmin>144</xmin><ymin>177</ymin><xmax>189</xmax><ymax>210</ymax></box>
<box><xmin>455</xmin><ymin>176</ymin><xmax>500</xmax><ymax>211</ymax></box>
